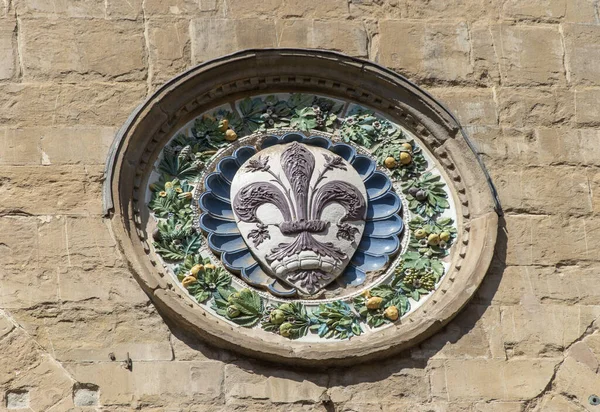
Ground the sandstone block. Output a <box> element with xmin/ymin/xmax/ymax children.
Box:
<box><xmin>170</xmin><ymin>329</ymin><xmax>232</xmax><ymax>362</ymax></box>
<box><xmin>191</xmin><ymin>19</ymin><xmax>276</xmax><ymax>64</ymax></box>
<box><xmin>67</xmin><ymin>361</ymin><xmax>224</xmax><ymax>404</ymax></box>
<box><xmin>496</xmin><ymin>87</ymin><xmax>574</xmax><ymax>127</ymax></box>
<box><xmin>0</xmin><ymin>83</ymin><xmax>147</xmax><ymax>126</ymax></box>
<box><xmin>276</xmin><ymin>20</ymin><xmax>368</xmax><ymax>57</ymax></box>
<box><xmin>224</xmin><ymin>363</ymin><xmax>327</xmax><ymax>403</ymax></box>
<box><xmin>534</xmin><ymin>394</ymin><xmax>584</xmax><ymax>412</ymax></box>
<box><xmin>429</xmin><ymin>88</ymin><xmax>497</xmax><ymax>126</ymax></box>
<box><xmin>501</xmin><ymin>0</ymin><xmax>566</xmax><ymax>21</ymax></box>
<box><xmin>0</xmin><ymin>128</ymin><xmax>41</xmax><ymax>165</ymax></box>
<box><xmin>12</xmin><ymin>304</ymin><xmax>172</xmax><ymax>362</ymax></box>
<box><xmin>500</xmin><ymin>305</ymin><xmax>600</xmax><ymax>358</ymax></box>
<box><xmin>469</xmin><ymin>126</ymin><xmax>600</xmax><ymax>168</ymax></box>
<box><xmin>0</xmin><ymin>18</ymin><xmax>15</xmax><ymax>80</ymax></box>
<box><xmin>565</xmin><ymin>0</ymin><xmax>600</xmax><ymax>23</ymax></box>
<box><xmin>9</xmin><ymin>355</ymin><xmax>74</xmax><ymax>411</ymax></box>
<box><xmin>564</xmin><ymin>24</ymin><xmax>600</xmax><ymax>86</ymax></box>
<box><xmin>226</xmin><ymin>0</ymin><xmax>283</xmax><ymax>18</ymax></box>
<box><xmin>57</xmin><ymin>267</ymin><xmax>150</xmax><ymax>304</ymax></box>
<box><xmin>379</xmin><ymin>21</ymin><xmax>473</xmax><ymax>83</ymax></box>
<box><xmin>412</xmin><ymin>305</ymin><xmax>503</xmax><ymax>360</ymax></box>
<box><xmin>15</xmin><ymin>0</ymin><xmax>105</xmax><ymax>17</ymax></box>
<box><xmin>0</xmin><ymin>327</ymin><xmax>42</xmax><ymax>385</ymax></box>
<box><xmin>0</xmin><ymin>165</ymin><xmax>104</xmax><ymax>215</ymax></box>
<box><xmin>489</xmin><ymin>24</ymin><xmax>565</xmax><ymax>86</ymax></box>
<box><xmin>147</xmin><ymin>18</ymin><xmax>191</xmax><ymax>84</ymax></box>
<box><xmin>470</xmin><ymin>22</ymin><xmax>501</xmax><ymax>85</ymax></box>
<box><xmin>279</xmin><ymin>0</ymin><xmax>350</xmax><ymax>18</ymax></box>
<box><xmin>554</xmin><ymin>355</ymin><xmax>600</xmax><ymax>407</ymax></box>
<box><xmin>328</xmin><ymin>361</ymin><xmax>428</xmax><ymax>403</ymax></box>
<box><xmin>430</xmin><ymin>359</ymin><xmax>557</xmax><ymax>400</ymax></box>
<box><xmin>63</xmin><ymin>217</ymin><xmax>124</xmax><ymax>269</ymax></box>
<box><xmin>144</xmin><ymin>0</ymin><xmax>221</xmax><ymax>15</ymax></box>
<box><xmin>491</xmin><ymin>165</ymin><xmax>592</xmax><ymax>215</ymax></box>
<box><xmin>403</xmin><ymin>0</ymin><xmax>500</xmax><ymax>20</ymax></box>
<box><xmin>503</xmin><ymin>215</ymin><xmax>588</xmax><ymax>266</ymax></box>
<box><xmin>473</xmin><ymin>401</ymin><xmax>526</xmax><ymax>412</ymax></box>
<box><xmin>39</xmin><ymin>126</ymin><xmax>116</xmax><ymax>164</ymax></box>
<box><xmin>575</xmin><ymin>88</ymin><xmax>600</xmax><ymax>125</ymax></box>
<box><xmin>0</xmin><ymin>216</ymin><xmax>39</xmax><ymax>270</ymax></box>
<box><xmin>106</xmin><ymin>0</ymin><xmax>144</xmax><ymax>20</ymax></box>
<box><xmin>0</xmin><ymin>314</ymin><xmax>15</xmax><ymax>339</ymax></box>
<box><xmin>36</xmin><ymin>215</ymin><xmax>125</xmax><ymax>269</ymax></box>
<box><xmin>0</xmin><ymin>267</ymin><xmax>59</xmax><ymax>309</ymax></box>
<box><xmin>20</xmin><ymin>18</ymin><xmax>146</xmax><ymax>81</ymax></box>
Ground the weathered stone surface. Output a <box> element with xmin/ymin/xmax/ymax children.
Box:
<box><xmin>430</xmin><ymin>88</ymin><xmax>498</xmax><ymax>126</ymax></box>
<box><xmin>403</xmin><ymin>0</ymin><xmax>500</xmax><ymax>20</ymax></box>
<box><xmin>575</xmin><ymin>88</ymin><xmax>600</xmax><ymax>125</ymax></box>
<box><xmin>225</xmin><ymin>0</ymin><xmax>283</xmax><ymax>18</ymax></box>
<box><xmin>0</xmin><ymin>126</ymin><xmax>116</xmax><ymax>165</ymax></box>
<box><xmin>0</xmin><ymin>267</ymin><xmax>58</xmax><ymax>309</ymax></box>
<box><xmin>20</xmin><ymin>18</ymin><xmax>145</xmax><ymax>81</ymax></box>
<box><xmin>564</xmin><ymin>25</ymin><xmax>600</xmax><ymax>86</ymax></box>
<box><xmin>486</xmin><ymin>24</ymin><xmax>565</xmax><ymax>86</ymax></box>
<box><xmin>470</xmin><ymin>22</ymin><xmax>501</xmax><ymax>84</ymax></box>
<box><xmin>12</xmin><ymin>304</ymin><xmax>172</xmax><ymax>362</ymax></box>
<box><xmin>190</xmin><ymin>19</ymin><xmax>276</xmax><ymax>63</ymax></box>
<box><xmin>491</xmin><ymin>165</ymin><xmax>592</xmax><ymax>215</ymax></box>
<box><xmin>57</xmin><ymin>267</ymin><xmax>150</xmax><ymax>304</ymax></box>
<box><xmin>67</xmin><ymin>361</ymin><xmax>224</xmax><ymax>404</ymax></box>
<box><xmin>106</xmin><ymin>0</ymin><xmax>144</xmax><ymax>19</ymax></box>
<box><xmin>328</xmin><ymin>361</ymin><xmax>428</xmax><ymax>404</ymax></box>
<box><xmin>496</xmin><ymin>87</ymin><xmax>574</xmax><ymax>127</ymax></box>
<box><xmin>478</xmin><ymin>263</ymin><xmax>600</xmax><ymax>307</ymax></box>
<box><xmin>147</xmin><ymin>18</ymin><xmax>191</xmax><ymax>84</ymax></box>
<box><xmin>0</xmin><ymin>18</ymin><xmax>15</xmax><ymax>80</ymax></box>
<box><xmin>279</xmin><ymin>0</ymin><xmax>349</xmax><ymax>18</ymax></box>
<box><xmin>503</xmin><ymin>215</ymin><xmax>589</xmax><ymax>266</ymax></box>
<box><xmin>224</xmin><ymin>363</ymin><xmax>327</xmax><ymax>403</ymax></box>
<box><xmin>14</xmin><ymin>0</ymin><xmax>105</xmax><ymax>17</ymax></box>
<box><xmin>276</xmin><ymin>20</ymin><xmax>368</xmax><ymax>57</ymax></box>
<box><xmin>0</xmin><ymin>165</ymin><xmax>104</xmax><ymax>215</ymax></box>
<box><xmin>379</xmin><ymin>21</ymin><xmax>473</xmax><ymax>83</ymax></box>
<box><xmin>144</xmin><ymin>0</ymin><xmax>222</xmax><ymax>15</ymax></box>
<box><xmin>0</xmin><ymin>216</ymin><xmax>40</xmax><ymax>270</ymax></box>
<box><xmin>430</xmin><ymin>359</ymin><xmax>557</xmax><ymax>400</ymax></box>
<box><xmin>412</xmin><ymin>305</ymin><xmax>503</xmax><ymax>360</ymax></box>
<box><xmin>533</xmin><ymin>394</ymin><xmax>584</xmax><ymax>412</ymax></box>
<box><xmin>501</xmin><ymin>0</ymin><xmax>566</xmax><ymax>21</ymax></box>
<box><xmin>553</xmin><ymin>354</ymin><xmax>600</xmax><ymax>408</ymax></box>
<box><xmin>565</xmin><ymin>0</ymin><xmax>600</xmax><ymax>23</ymax></box>
<box><xmin>470</xmin><ymin>126</ymin><xmax>600</xmax><ymax>168</ymax></box>
<box><xmin>0</xmin><ymin>128</ymin><xmax>41</xmax><ymax>165</ymax></box>
<box><xmin>0</xmin><ymin>82</ymin><xmax>147</xmax><ymax>126</ymax></box>
<box><xmin>500</xmin><ymin>305</ymin><xmax>600</xmax><ymax>358</ymax></box>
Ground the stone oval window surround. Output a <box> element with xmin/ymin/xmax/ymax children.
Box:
<box><xmin>104</xmin><ymin>49</ymin><xmax>499</xmax><ymax>367</ymax></box>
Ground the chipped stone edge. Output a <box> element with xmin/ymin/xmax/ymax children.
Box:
<box><xmin>103</xmin><ymin>48</ymin><xmax>498</xmax><ymax>368</ymax></box>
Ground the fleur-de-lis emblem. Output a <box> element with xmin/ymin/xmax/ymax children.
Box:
<box><xmin>231</xmin><ymin>142</ymin><xmax>367</xmax><ymax>294</ymax></box>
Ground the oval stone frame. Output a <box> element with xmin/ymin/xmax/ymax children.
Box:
<box><xmin>104</xmin><ymin>49</ymin><xmax>498</xmax><ymax>367</ymax></box>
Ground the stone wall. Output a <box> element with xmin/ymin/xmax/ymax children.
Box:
<box><xmin>0</xmin><ymin>0</ymin><xmax>599</xmax><ymax>410</ymax></box>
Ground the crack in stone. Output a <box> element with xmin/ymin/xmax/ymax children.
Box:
<box><xmin>523</xmin><ymin>313</ymin><xmax>600</xmax><ymax>410</ymax></box>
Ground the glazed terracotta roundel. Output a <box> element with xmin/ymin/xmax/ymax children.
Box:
<box><xmin>104</xmin><ymin>49</ymin><xmax>498</xmax><ymax>367</ymax></box>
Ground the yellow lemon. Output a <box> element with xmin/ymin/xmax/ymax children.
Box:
<box><xmin>225</xmin><ymin>129</ymin><xmax>238</xmax><ymax>141</ymax></box>
<box><xmin>399</xmin><ymin>152</ymin><xmax>412</xmax><ymax>165</ymax></box>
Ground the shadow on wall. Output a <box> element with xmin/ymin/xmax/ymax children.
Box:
<box><xmin>161</xmin><ymin>217</ymin><xmax>509</xmax><ymax>386</ymax></box>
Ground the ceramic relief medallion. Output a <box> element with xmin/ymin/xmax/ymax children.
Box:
<box><xmin>230</xmin><ymin>142</ymin><xmax>367</xmax><ymax>294</ymax></box>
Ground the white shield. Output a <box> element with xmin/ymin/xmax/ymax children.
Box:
<box><xmin>230</xmin><ymin>142</ymin><xmax>367</xmax><ymax>295</ymax></box>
